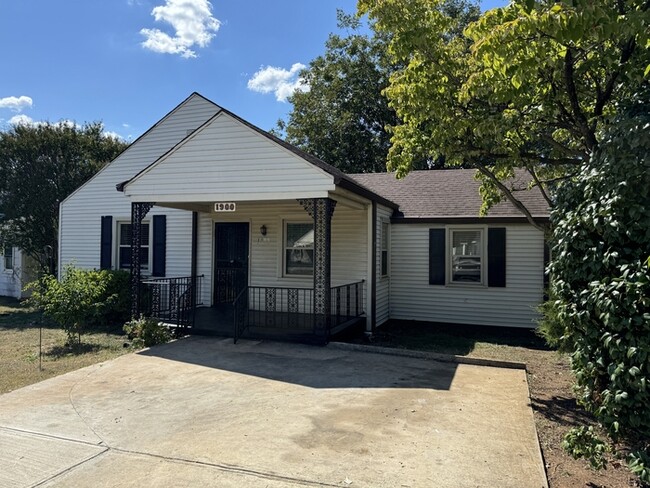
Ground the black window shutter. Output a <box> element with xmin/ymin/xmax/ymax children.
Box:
<box><xmin>488</xmin><ymin>227</ymin><xmax>506</xmax><ymax>287</ymax></box>
<box><xmin>152</xmin><ymin>215</ymin><xmax>166</xmax><ymax>277</ymax></box>
<box><xmin>100</xmin><ymin>216</ymin><xmax>112</xmax><ymax>270</ymax></box>
<box><xmin>429</xmin><ymin>229</ymin><xmax>446</xmax><ymax>285</ymax></box>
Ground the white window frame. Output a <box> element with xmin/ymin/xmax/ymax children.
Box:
<box><xmin>116</xmin><ymin>220</ymin><xmax>152</xmax><ymax>273</ymax></box>
<box><xmin>283</xmin><ymin>220</ymin><xmax>314</xmax><ymax>278</ymax></box>
<box><xmin>380</xmin><ymin>221</ymin><xmax>389</xmax><ymax>277</ymax></box>
<box><xmin>448</xmin><ymin>227</ymin><xmax>485</xmax><ymax>286</ymax></box>
<box><xmin>3</xmin><ymin>245</ymin><xmax>13</xmax><ymax>271</ymax></box>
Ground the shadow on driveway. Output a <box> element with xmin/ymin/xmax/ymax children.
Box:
<box><xmin>138</xmin><ymin>336</ymin><xmax>458</xmax><ymax>390</ymax></box>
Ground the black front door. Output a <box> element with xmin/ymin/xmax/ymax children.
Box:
<box><xmin>214</xmin><ymin>223</ymin><xmax>249</xmax><ymax>304</ymax></box>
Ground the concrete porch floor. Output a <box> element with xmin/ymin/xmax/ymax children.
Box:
<box><xmin>0</xmin><ymin>337</ymin><xmax>547</xmax><ymax>487</ymax></box>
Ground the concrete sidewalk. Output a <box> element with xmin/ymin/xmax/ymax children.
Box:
<box><xmin>0</xmin><ymin>337</ymin><xmax>548</xmax><ymax>487</ymax></box>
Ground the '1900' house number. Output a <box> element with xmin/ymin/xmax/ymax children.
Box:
<box><xmin>214</xmin><ymin>202</ymin><xmax>236</xmax><ymax>212</ymax></box>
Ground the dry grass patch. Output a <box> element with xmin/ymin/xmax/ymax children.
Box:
<box><xmin>0</xmin><ymin>296</ymin><xmax>129</xmax><ymax>395</ymax></box>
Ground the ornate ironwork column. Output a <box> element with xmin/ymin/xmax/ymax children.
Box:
<box><xmin>130</xmin><ymin>201</ymin><xmax>154</xmax><ymax>317</ymax></box>
<box><xmin>299</xmin><ymin>198</ymin><xmax>336</xmax><ymax>342</ymax></box>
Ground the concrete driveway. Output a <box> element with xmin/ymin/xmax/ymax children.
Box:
<box><xmin>0</xmin><ymin>337</ymin><xmax>547</xmax><ymax>487</ymax></box>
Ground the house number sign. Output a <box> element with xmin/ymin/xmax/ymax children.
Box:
<box><xmin>214</xmin><ymin>202</ymin><xmax>236</xmax><ymax>212</ymax></box>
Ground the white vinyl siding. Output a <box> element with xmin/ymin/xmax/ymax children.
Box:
<box><xmin>195</xmin><ymin>200</ymin><xmax>369</xmax><ymax>312</ymax></box>
<box><xmin>59</xmin><ymin>94</ymin><xmax>219</xmax><ymax>277</ymax></box>
<box><xmin>375</xmin><ymin>204</ymin><xmax>392</xmax><ymax>326</ymax></box>
<box><xmin>124</xmin><ymin>112</ymin><xmax>335</xmax><ymax>202</ymax></box>
<box><xmin>390</xmin><ymin>223</ymin><xmax>544</xmax><ymax>328</ymax></box>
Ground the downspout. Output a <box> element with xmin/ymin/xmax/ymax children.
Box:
<box><xmin>191</xmin><ymin>211</ymin><xmax>198</xmax><ymax>278</ymax></box>
<box><xmin>191</xmin><ymin>211</ymin><xmax>198</xmax><ymax>313</ymax></box>
<box><xmin>371</xmin><ymin>201</ymin><xmax>377</xmax><ymax>334</ymax></box>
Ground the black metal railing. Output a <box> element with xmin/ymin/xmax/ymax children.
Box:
<box><xmin>140</xmin><ymin>275</ymin><xmax>204</xmax><ymax>333</ymax></box>
<box><xmin>233</xmin><ymin>285</ymin><xmax>249</xmax><ymax>343</ymax></box>
<box><xmin>331</xmin><ymin>280</ymin><xmax>364</xmax><ymax>328</ymax></box>
<box><xmin>214</xmin><ymin>268</ymin><xmax>247</xmax><ymax>304</ymax></box>
<box><xmin>233</xmin><ymin>281</ymin><xmax>364</xmax><ymax>344</ymax></box>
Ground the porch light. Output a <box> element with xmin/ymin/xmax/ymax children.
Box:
<box><xmin>260</xmin><ymin>225</ymin><xmax>267</xmax><ymax>236</ymax></box>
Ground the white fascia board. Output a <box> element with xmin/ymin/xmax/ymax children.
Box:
<box><xmin>126</xmin><ymin>189</ymin><xmax>334</xmax><ymax>203</ymax></box>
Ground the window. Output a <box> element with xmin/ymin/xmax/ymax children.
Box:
<box><xmin>381</xmin><ymin>222</ymin><xmax>389</xmax><ymax>277</ymax></box>
<box><xmin>117</xmin><ymin>222</ymin><xmax>150</xmax><ymax>271</ymax></box>
<box><xmin>285</xmin><ymin>222</ymin><xmax>313</xmax><ymax>276</ymax></box>
<box><xmin>3</xmin><ymin>245</ymin><xmax>13</xmax><ymax>270</ymax></box>
<box><xmin>450</xmin><ymin>229</ymin><xmax>482</xmax><ymax>284</ymax></box>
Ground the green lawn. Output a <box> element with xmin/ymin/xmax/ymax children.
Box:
<box><xmin>0</xmin><ymin>296</ymin><xmax>130</xmax><ymax>394</ymax></box>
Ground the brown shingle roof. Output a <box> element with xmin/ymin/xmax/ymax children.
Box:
<box><xmin>349</xmin><ymin>169</ymin><xmax>549</xmax><ymax>220</ymax></box>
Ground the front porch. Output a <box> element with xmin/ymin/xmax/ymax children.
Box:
<box><xmin>132</xmin><ymin>197</ymin><xmax>371</xmax><ymax>345</ymax></box>
<box><xmin>140</xmin><ymin>275</ymin><xmax>365</xmax><ymax>344</ymax></box>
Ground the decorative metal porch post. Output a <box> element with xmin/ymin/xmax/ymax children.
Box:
<box><xmin>130</xmin><ymin>201</ymin><xmax>154</xmax><ymax>317</ymax></box>
<box><xmin>299</xmin><ymin>198</ymin><xmax>336</xmax><ymax>343</ymax></box>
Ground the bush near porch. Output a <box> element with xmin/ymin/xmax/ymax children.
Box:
<box><xmin>28</xmin><ymin>266</ymin><xmax>131</xmax><ymax>345</ymax></box>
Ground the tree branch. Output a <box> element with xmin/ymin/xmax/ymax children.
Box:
<box><xmin>593</xmin><ymin>36</ymin><xmax>637</xmax><ymax>122</ymax></box>
<box><xmin>526</xmin><ymin>166</ymin><xmax>553</xmax><ymax>206</ymax></box>
<box><xmin>563</xmin><ymin>48</ymin><xmax>597</xmax><ymax>150</ymax></box>
<box><xmin>474</xmin><ymin>164</ymin><xmax>546</xmax><ymax>232</ymax></box>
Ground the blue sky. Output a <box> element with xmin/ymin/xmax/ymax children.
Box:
<box><xmin>0</xmin><ymin>0</ymin><xmax>507</xmax><ymax>140</ymax></box>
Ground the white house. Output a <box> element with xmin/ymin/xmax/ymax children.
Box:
<box><xmin>0</xmin><ymin>245</ymin><xmax>35</xmax><ymax>299</ymax></box>
<box><xmin>59</xmin><ymin>93</ymin><xmax>548</xmax><ymax>343</ymax></box>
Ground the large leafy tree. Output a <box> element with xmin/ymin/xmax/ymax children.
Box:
<box><xmin>278</xmin><ymin>3</ymin><xmax>479</xmax><ymax>173</ymax></box>
<box><xmin>0</xmin><ymin>122</ymin><xmax>128</xmax><ymax>274</ymax></box>
<box><xmin>358</xmin><ymin>0</ymin><xmax>649</xmax><ymax>228</ymax></box>
<box><xmin>547</xmin><ymin>90</ymin><xmax>649</xmax><ymax>480</ymax></box>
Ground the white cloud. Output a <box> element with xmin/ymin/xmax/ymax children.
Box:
<box><xmin>9</xmin><ymin>114</ymin><xmax>34</xmax><ymax>126</ymax></box>
<box><xmin>0</xmin><ymin>96</ymin><xmax>33</xmax><ymax>112</ymax></box>
<box><xmin>102</xmin><ymin>131</ymin><xmax>124</xmax><ymax>140</ymax></box>
<box><xmin>247</xmin><ymin>63</ymin><xmax>309</xmax><ymax>102</ymax></box>
<box><xmin>140</xmin><ymin>0</ymin><xmax>220</xmax><ymax>58</ymax></box>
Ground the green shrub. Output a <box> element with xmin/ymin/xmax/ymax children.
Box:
<box><xmin>123</xmin><ymin>316</ymin><xmax>172</xmax><ymax>349</ymax></box>
<box><xmin>562</xmin><ymin>426</ymin><xmax>610</xmax><ymax>470</ymax></box>
<box><xmin>536</xmin><ymin>291</ymin><xmax>571</xmax><ymax>353</ymax></box>
<box><xmin>547</xmin><ymin>90</ymin><xmax>650</xmax><ymax>479</ymax></box>
<box><xmin>28</xmin><ymin>265</ymin><xmax>131</xmax><ymax>345</ymax></box>
<box><xmin>97</xmin><ymin>269</ymin><xmax>131</xmax><ymax>326</ymax></box>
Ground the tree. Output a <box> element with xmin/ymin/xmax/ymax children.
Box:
<box><xmin>0</xmin><ymin>122</ymin><xmax>128</xmax><ymax>274</ymax></box>
<box><xmin>358</xmin><ymin>0</ymin><xmax>649</xmax><ymax>229</ymax></box>
<box><xmin>278</xmin><ymin>3</ymin><xmax>479</xmax><ymax>173</ymax></box>
<box><xmin>276</xmin><ymin>11</ymin><xmax>397</xmax><ymax>173</ymax></box>
<box><xmin>547</xmin><ymin>90</ymin><xmax>649</xmax><ymax>480</ymax></box>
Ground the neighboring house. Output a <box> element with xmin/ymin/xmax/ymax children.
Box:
<box><xmin>59</xmin><ymin>93</ymin><xmax>548</xmax><ymax>343</ymax></box>
<box><xmin>0</xmin><ymin>244</ymin><xmax>35</xmax><ymax>299</ymax></box>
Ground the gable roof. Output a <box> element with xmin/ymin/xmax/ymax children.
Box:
<box><xmin>63</xmin><ymin>92</ymin><xmax>219</xmax><ymax>206</ymax></box>
<box><xmin>349</xmin><ymin>170</ymin><xmax>549</xmax><ymax>221</ymax></box>
<box><xmin>118</xmin><ymin>93</ymin><xmax>398</xmax><ymax>209</ymax></box>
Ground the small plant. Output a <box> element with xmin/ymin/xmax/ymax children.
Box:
<box><xmin>535</xmin><ymin>291</ymin><xmax>571</xmax><ymax>353</ymax></box>
<box><xmin>123</xmin><ymin>316</ymin><xmax>172</xmax><ymax>349</ymax></box>
<box><xmin>562</xmin><ymin>426</ymin><xmax>611</xmax><ymax>470</ymax></box>
<box><xmin>627</xmin><ymin>450</ymin><xmax>650</xmax><ymax>484</ymax></box>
